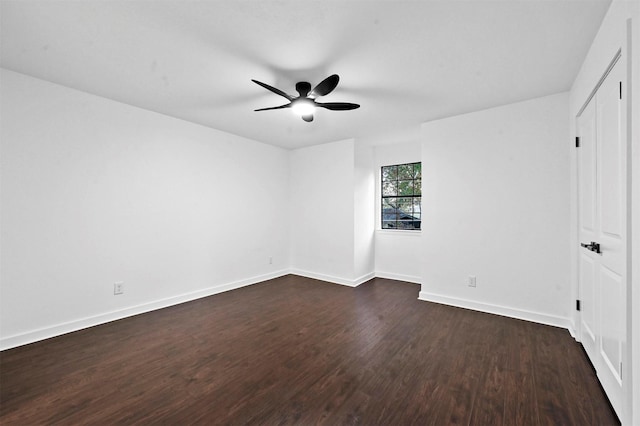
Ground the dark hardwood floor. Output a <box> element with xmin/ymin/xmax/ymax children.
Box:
<box><xmin>0</xmin><ymin>275</ymin><xmax>618</xmax><ymax>425</ymax></box>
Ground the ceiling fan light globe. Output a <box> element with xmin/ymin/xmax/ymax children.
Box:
<box><xmin>291</xmin><ymin>99</ymin><xmax>315</xmax><ymax>117</ymax></box>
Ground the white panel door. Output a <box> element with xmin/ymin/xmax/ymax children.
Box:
<box><xmin>577</xmin><ymin>57</ymin><xmax>626</xmax><ymax>419</ymax></box>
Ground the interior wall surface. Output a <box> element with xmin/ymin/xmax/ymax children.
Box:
<box><xmin>0</xmin><ymin>69</ymin><xmax>290</xmax><ymax>349</ymax></box>
<box><xmin>289</xmin><ymin>139</ymin><xmax>357</xmax><ymax>285</ymax></box>
<box><xmin>419</xmin><ymin>93</ymin><xmax>571</xmax><ymax>329</ymax></box>
<box><xmin>353</xmin><ymin>142</ymin><xmax>376</xmax><ymax>282</ymax></box>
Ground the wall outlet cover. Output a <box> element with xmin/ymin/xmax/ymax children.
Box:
<box><xmin>468</xmin><ymin>276</ymin><xmax>477</xmax><ymax>287</ymax></box>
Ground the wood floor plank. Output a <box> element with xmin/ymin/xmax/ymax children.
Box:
<box><xmin>0</xmin><ymin>276</ymin><xmax>619</xmax><ymax>425</ymax></box>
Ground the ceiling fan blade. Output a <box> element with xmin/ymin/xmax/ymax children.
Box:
<box><xmin>251</xmin><ymin>79</ymin><xmax>294</xmax><ymax>101</ymax></box>
<box><xmin>310</xmin><ymin>74</ymin><xmax>339</xmax><ymax>97</ymax></box>
<box><xmin>302</xmin><ymin>114</ymin><xmax>314</xmax><ymax>122</ymax></box>
<box><xmin>254</xmin><ymin>103</ymin><xmax>291</xmax><ymax>112</ymax></box>
<box><xmin>315</xmin><ymin>102</ymin><xmax>360</xmax><ymax>111</ymax></box>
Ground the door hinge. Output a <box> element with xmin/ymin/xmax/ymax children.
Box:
<box><xmin>575</xmin><ymin>137</ymin><xmax>580</xmax><ymax>148</ymax></box>
<box><xmin>576</xmin><ymin>299</ymin><xmax>581</xmax><ymax>311</ymax></box>
<box><xmin>619</xmin><ymin>81</ymin><xmax>622</xmax><ymax>100</ymax></box>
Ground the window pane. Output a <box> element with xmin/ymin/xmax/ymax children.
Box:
<box><xmin>382</xmin><ymin>198</ymin><xmax>397</xmax><ymax>210</ymax></box>
<box><xmin>413</xmin><ymin>197</ymin><xmax>421</xmax><ymax>213</ymax></box>
<box><xmin>398</xmin><ymin>180</ymin><xmax>413</xmax><ymax>196</ymax></box>
<box><xmin>382</xmin><ymin>166</ymin><xmax>397</xmax><ymax>181</ymax></box>
<box><xmin>414</xmin><ymin>178</ymin><xmax>421</xmax><ymax>195</ymax></box>
<box><xmin>397</xmin><ymin>197</ymin><xmax>413</xmax><ymax>212</ymax></box>
<box><xmin>398</xmin><ymin>164</ymin><xmax>413</xmax><ymax>180</ymax></box>
<box><xmin>397</xmin><ymin>220</ymin><xmax>418</xmax><ymax>230</ymax></box>
<box><xmin>382</xmin><ymin>221</ymin><xmax>396</xmax><ymax>229</ymax></box>
<box><xmin>382</xmin><ymin>199</ymin><xmax>398</xmax><ymax>221</ymax></box>
<box><xmin>382</xmin><ymin>181</ymin><xmax>397</xmax><ymax>196</ymax></box>
<box><xmin>413</xmin><ymin>163</ymin><xmax>422</xmax><ymax>179</ymax></box>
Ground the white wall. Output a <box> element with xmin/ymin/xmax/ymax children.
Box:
<box><xmin>289</xmin><ymin>139</ymin><xmax>377</xmax><ymax>286</ymax></box>
<box><xmin>419</xmin><ymin>93</ymin><xmax>571</xmax><ymax>328</ymax></box>
<box><xmin>289</xmin><ymin>139</ymin><xmax>357</xmax><ymax>284</ymax></box>
<box><xmin>373</xmin><ymin>141</ymin><xmax>422</xmax><ymax>283</ymax></box>
<box><xmin>0</xmin><ymin>69</ymin><xmax>290</xmax><ymax>349</ymax></box>
<box><xmin>353</xmin><ymin>142</ymin><xmax>375</xmax><ymax>280</ymax></box>
<box><xmin>569</xmin><ymin>1</ymin><xmax>640</xmax><ymax>423</ymax></box>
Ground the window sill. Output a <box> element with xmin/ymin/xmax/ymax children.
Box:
<box><xmin>376</xmin><ymin>229</ymin><xmax>422</xmax><ymax>237</ymax></box>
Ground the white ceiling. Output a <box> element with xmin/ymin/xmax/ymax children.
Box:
<box><xmin>1</xmin><ymin>0</ymin><xmax>611</xmax><ymax>149</ymax></box>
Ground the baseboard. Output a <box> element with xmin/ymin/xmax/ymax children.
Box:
<box><xmin>0</xmin><ymin>269</ymin><xmax>290</xmax><ymax>351</ymax></box>
<box><xmin>3</xmin><ymin>271</ymin><xmax>574</xmax><ymax>351</ymax></box>
<box><xmin>289</xmin><ymin>269</ymin><xmax>374</xmax><ymax>287</ymax></box>
<box><xmin>354</xmin><ymin>271</ymin><xmax>376</xmax><ymax>286</ymax></box>
<box><xmin>375</xmin><ymin>271</ymin><xmax>421</xmax><ymax>284</ymax></box>
<box><xmin>418</xmin><ymin>291</ymin><xmax>573</xmax><ymax>332</ymax></box>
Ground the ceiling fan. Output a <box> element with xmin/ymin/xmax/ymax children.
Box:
<box><xmin>252</xmin><ymin>74</ymin><xmax>360</xmax><ymax>122</ymax></box>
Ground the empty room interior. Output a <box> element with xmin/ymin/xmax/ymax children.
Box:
<box><xmin>1</xmin><ymin>0</ymin><xmax>639</xmax><ymax>424</ymax></box>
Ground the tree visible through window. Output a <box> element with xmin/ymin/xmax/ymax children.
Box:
<box><xmin>381</xmin><ymin>162</ymin><xmax>421</xmax><ymax>230</ymax></box>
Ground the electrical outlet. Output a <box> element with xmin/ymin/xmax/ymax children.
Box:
<box><xmin>269</xmin><ymin>256</ymin><xmax>273</xmax><ymax>265</ymax></box>
<box><xmin>468</xmin><ymin>276</ymin><xmax>476</xmax><ymax>287</ymax></box>
<box><xmin>114</xmin><ymin>281</ymin><xmax>124</xmax><ymax>295</ymax></box>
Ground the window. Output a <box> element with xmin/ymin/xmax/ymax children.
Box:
<box><xmin>381</xmin><ymin>162</ymin><xmax>421</xmax><ymax>230</ymax></box>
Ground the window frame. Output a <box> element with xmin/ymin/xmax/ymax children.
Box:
<box><xmin>380</xmin><ymin>161</ymin><xmax>421</xmax><ymax>231</ymax></box>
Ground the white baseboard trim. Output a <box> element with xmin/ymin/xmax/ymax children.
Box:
<box><xmin>3</xmin><ymin>271</ymin><xmax>575</xmax><ymax>351</ymax></box>
<box><xmin>0</xmin><ymin>269</ymin><xmax>290</xmax><ymax>351</ymax></box>
<box><xmin>418</xmin><ymin>291</ymin><xmax>573</xmax><ymax>332</ymax></box>
<box><xmin>289</xmin><ymin>269</ymin><xmax>375</xmax><ymax>287</ymax></box>
<box><xmin>290</xmin><ymin>269</ymin><xmax>354</xmax><ymax>286</ymax></box>
<box><xmin>375</xmin><ymin>271</ymin><xmax>421</xmax><ymax>284</ymax></box>
<box><xmin>354</xmin><ymin>272</ymin><xmax>376</xmax><ymax>286</ymax></box>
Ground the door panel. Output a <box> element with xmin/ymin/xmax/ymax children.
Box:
<box><xmin>598</xmin><ymin>74</ymin><xmax>622</xmax><ymax>238</ymax></box>
<box><xmin>599</xmin><ymin>266</ymin><xmax>623</xmax><ymax>382</ymax></box>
